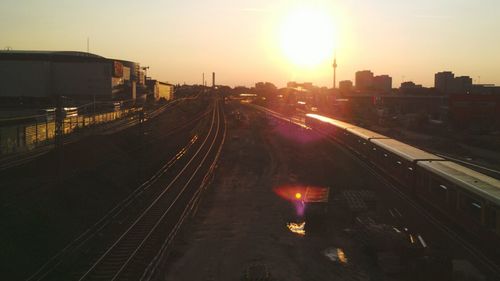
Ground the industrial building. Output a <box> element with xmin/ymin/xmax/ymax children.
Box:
<box><xmin>0</xmin><ymin>50</ymin><xmax>144</xmax><ymax>102</ymax></box>
<box><xmin>145</xmin><ymin>79</ymin><xmax>174</xmax><ymax>101</ymax></box>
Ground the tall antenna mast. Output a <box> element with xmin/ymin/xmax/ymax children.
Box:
<box><xmin>87</xmin><ymin>37</ymin><xmax>89</xmax><ymax>53</ymax></box>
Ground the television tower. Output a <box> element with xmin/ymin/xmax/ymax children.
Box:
<box><xmin>332</xmin><ymin>53</ymin><xmax>337</xmax><ymax>89</ymax></box>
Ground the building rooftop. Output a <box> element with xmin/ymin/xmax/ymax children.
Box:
<box><xmin>0</xmin><ymin>50</ymin><xmax>108</xmax><ymax>62</ymax></box>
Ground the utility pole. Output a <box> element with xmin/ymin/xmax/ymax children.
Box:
<box><xmin>92</xmin><ymin>94</ymin><xmax>96</xmax><ymax>126</ymax></box>
<box><xmin>50</xmin><ymin>61</ymin><xmax>64</xmax><ymax>184</ymax></box>
<box><xmin>55</xmin><ymin>94</ymin><xmax>64</xmax><ymax>184</ymax></box>
<box><xmin>137</xmin><ymin>107</ymin><xmax>145</xmax><ymax>184</ymax></box>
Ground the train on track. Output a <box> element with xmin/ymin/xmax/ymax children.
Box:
<box><xmin>305</xmin><ymin>113</ymin><xmax>500</xmax><ymax>245</ymax></box>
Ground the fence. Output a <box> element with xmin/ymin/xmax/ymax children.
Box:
<box><xmin>0</xmin><ymin>108</ymin><xmax>138</xmax><ymax>156</ymax></box>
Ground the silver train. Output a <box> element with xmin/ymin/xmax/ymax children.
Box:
<box><xmin>305</xmin><ymin>113</ymin><xmax>500</xmax><ymax>244</ymax></box>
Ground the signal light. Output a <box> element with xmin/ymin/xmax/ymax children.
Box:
<box><xmin>295</xmin><ymin>192</ymin><xmax>302</xmax><ymax>199</ymax></box>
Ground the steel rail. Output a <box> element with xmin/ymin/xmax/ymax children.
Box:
<box><xmin>25</xmin><ymin>103</ymin><xmax>212</xmax><ymax>281</ymax></box>
<box><xmin>77</xmin><ymin>100</ymin><xmax>219</xmax><ymax>281</ymax></box>
<box><xmin>256</xmin><ymin>107</ymin><xmax>500</xmax><ymax>277</ymax></box>
<box><xmin>139</xmin><ymin>99</ymin><xmax>226</xmax><ymax>281</ymax></box>
<box><xmin>312</xmin><ymin>127</ymin><xmax>500</xmax><ymax>278</ymax></box>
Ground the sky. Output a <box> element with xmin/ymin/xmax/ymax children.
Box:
<box><xmin>1</xmin><ymin>0</ymin><xmax>499</xmax><ymax>88</ymax></box>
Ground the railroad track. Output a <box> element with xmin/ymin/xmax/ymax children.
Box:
<box><xmin>433</xmin><ymin>152</ymin><xmax>500</xmax><ymax>179</ymax></box>
<box><xmin>141</xmin><ymin>99</ymin><xmax>227</xmax><ymax>281</ymax></box>
<box><xmin>25</xmin><ymin>99</ymin><xmax>225</xmax><ymax>281</ymax></box>
<box><xmin>310</xmin><ymin>127</ymin><xmax>500</xmax><ymax>278</ymax></box>
<box><xmin>25</xmin><ymin>135</ymin><xmax>198</xmax><ymax>281</ymax></box>
<box><xmin>97</xmin><ymin>98</ymin><xmax>185</xmax><ymax>136</ymax></box>
<box><xmin>256</xmin><ymin>107</ymin><xmax>500</xmax><ymax>278</ymax></box>
<box><xmin>74</xmin><ymin>99</ymin><xmax>224</xmax><ymax>281</ymax></box>
<box><xmin>0</xmin><ymin>146</ymin><xmax>53</xmax><ymax>170</ymax></box>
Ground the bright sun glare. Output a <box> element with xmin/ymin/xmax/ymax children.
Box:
<box><xmin>280</xmin><ymin>7</ymin><xmax>335</xmax><ymax>67</ymax></box>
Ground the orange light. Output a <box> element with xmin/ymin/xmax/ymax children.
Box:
<box><xmin>287</xmin><ymin>222</ymin><xmax>306</xmax><ymax>236</ymax></box>
<box><xmin>295</xmin><ymin>192</ymin><xmax>302</xmax><ymax>199</ymax></box>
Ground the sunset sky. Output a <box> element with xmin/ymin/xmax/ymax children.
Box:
<box><xmin>1</xmin><ymin>0</ymin><xmax>499</xmax><ymax>87</ymax></box>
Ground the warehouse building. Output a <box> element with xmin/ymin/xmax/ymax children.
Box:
<box><xmin>0</xmin><ymin>50</ymin><xmax>143</xmax><ymax>101</ymax></box>
<box><xmin>145</xmin><ymin>79</ymin><xmax>174</xmax><ymax>101</ymax></box>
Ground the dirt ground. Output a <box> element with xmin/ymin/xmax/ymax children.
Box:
<box><xmin>160</xmin><ymin>102</ymin><xmax>381</xmax><ymax>281</ymax></box>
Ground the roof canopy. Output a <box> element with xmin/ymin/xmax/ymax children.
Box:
<box><xmin>0</xmin><ymin>50</ymin><xmax>108</xmax><ymax>63</ymax></box>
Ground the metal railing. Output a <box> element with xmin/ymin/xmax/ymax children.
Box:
<box><xmin>0</xmin><ymin>107</ymin><xmax>140</xmax><ymax>156</ymax></box>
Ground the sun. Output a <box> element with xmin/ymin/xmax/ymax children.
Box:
<box><xmin>280</xmin><ymin>7</ymin><xmax>335</xmax><ymax>67</ymax></box>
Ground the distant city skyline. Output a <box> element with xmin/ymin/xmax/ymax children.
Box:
<box><xmin>1</xmin><ymin>0</ymin><xmax>499</xmax><ymax>87</ymax></box>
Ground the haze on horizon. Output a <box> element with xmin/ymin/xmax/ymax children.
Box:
<box><xmin>1</xmin><ymin>0</ymin><xmax>499</xmax><ymax>88</ymax></box>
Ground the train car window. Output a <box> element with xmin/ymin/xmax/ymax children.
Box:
<box><xmin>460</xmin><ymin>194</ymin><xmax>482</xmax><ymax>222</ymax></box>
<box><xmin>404</xmin><ymin>165</ymin><xmax>414</xmax><ymax>184</ymax></box>
<box><xmin>383</xmin><ymin>153</ymin><xmax>390</xmax><ymax>165</ymax></box>
<box><xmin>447</xmin><ymin>187</ymin><xmax>458</xmax><ymax>211</ymax></box>
<box><xmin>484</xmin><ymin>206</ymin><xmax>497</xmax><ymax>232</ymax></box>
<box><xmin>430</xmin><ymin>177</ymin><xmax>447</xmax><ymax>203</ymax></box>
<box><xmin>416</xmin><ymin>170</ymin><xmax>429</xmax><ymax>193</ymax></box>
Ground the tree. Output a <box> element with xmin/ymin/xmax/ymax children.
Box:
<box><xmin>254</xmin><ymin>82</ymin><xmax>278</xmax><ymax>101</ymax></box>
